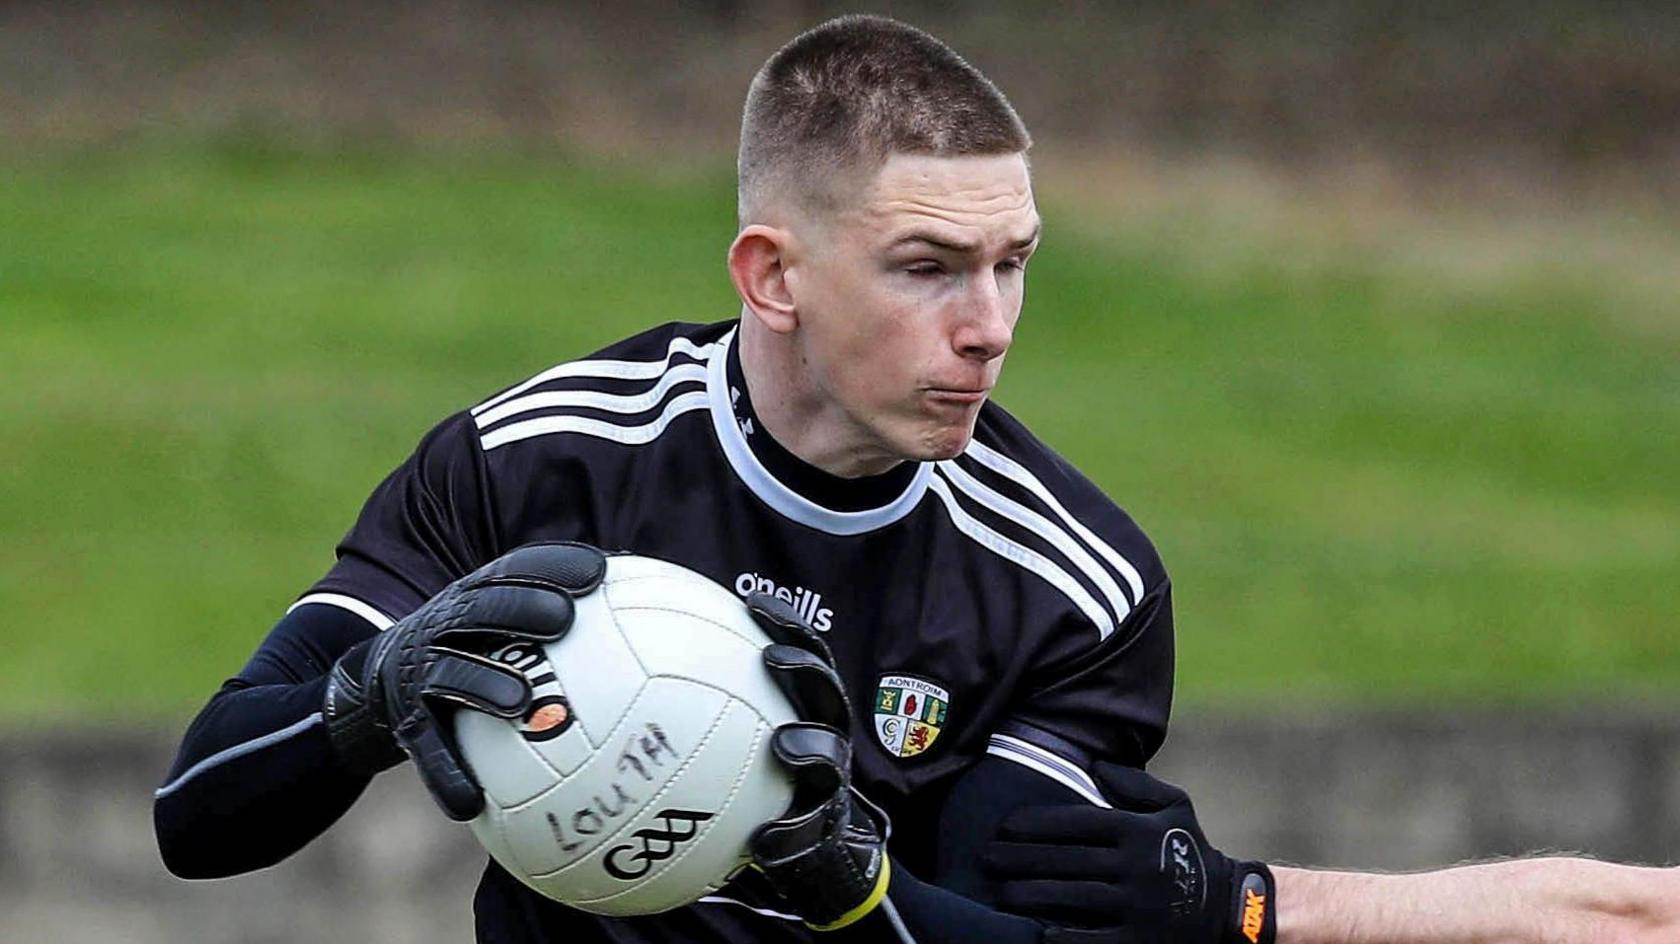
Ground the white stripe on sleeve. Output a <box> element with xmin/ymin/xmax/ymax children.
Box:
<box><xmin>479</xmin><ymin>390</ymin><xmax>709</xmax><ymax>451</ymax></box>
<box><xmin>154</xmin><ymin>712</ymin><xmax>325</xmax><ymax>799</ymax></box>
<box><xmin>986</xmin><ymin>733</ymin><xmax>1112</xmax><ymax>808</ymax></box>
<box><xmin>472</xmin><ymin>363</ymin><xmax>707</xmax><ymax>429</ymax></box>
<box><xmin>695</xmin><ymin>897</ymin><xmax>802</xmax><ymax>922</ymax></box>
<box><xmin>287</xmin><ymin>593</ymin><xmax>396</xmax><ymax>631</ymax></box>
<box><xmin>472</xmin><ymin>337</ymin><xmax>715</xmax><ymax>417</ymax></box>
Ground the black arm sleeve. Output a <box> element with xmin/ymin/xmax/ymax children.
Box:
<box><xmin>156</xmin><ymin>411</ymin><xmax>500</xmax><ymax>879</ymax></box>
<box><xmin>822</xmin><ymin>755</ymin><xmax>1097</xmax><ymax>943</ymax></box>
<box><xmin>153</xmin><ymin>603</ymin><xmax>380</xmax><ymax>878</ymax></box>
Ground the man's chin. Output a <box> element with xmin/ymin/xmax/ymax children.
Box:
<box><xmin>908</xmin><ymin>422</ymin><xmax>979</xmax><ymax>462</ymax></box>
<box><xmin>923</xmin><ymin>439</ymin><xmax>970</xmax><ymax>461</ymax></box>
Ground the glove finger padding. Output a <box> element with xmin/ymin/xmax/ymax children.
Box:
<box><xmin>434</xmin><ymin>583</ymin><xmax>577</xmax><ymax>644</ymax></box>
<box><xmin>749</xmin><ymin>723</ymin><xmax>888</xmax><ymax>930</ymax></box>
<box><xmin>401</xmin><ymin>717</ymin><xmax>488</xmax><ymax>821</ymax></box>
<box><xmin>403</xmin><ymin>649</ymin><xmax>539</xmax><ymax>821</ymax></box>
<box><xmin>421</xmin><ymin>649</ymin><xmax>533</xmax><ymax>719</ymax></box>
<box><xmin>762</xmin><ymin>643</ymin><xmax>849</xmax><ymax>729</ymax></box>
<box><xmin>759</xmin><ymin>722</ymin><xmax>848</xmax><ymax>831</ymax></box>
<box><xmin>467</xmin><ymin>541</ymin><xmax>608</xmax><ymax>595</ymax></box>
<box><xmin>747</xmin><ymin>593</ymin><xmax>838</xmax><ymax>664</ymax></box>
<box><xmin>751</xmin><ymin>590</ymin><xmax>854</xmax><ymax>729</ymax></box>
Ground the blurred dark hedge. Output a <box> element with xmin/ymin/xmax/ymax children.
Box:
<box><xmin>3</xmin><ymin>0</ymin><xmax>1677</xmax><ymax>200</ymax></box>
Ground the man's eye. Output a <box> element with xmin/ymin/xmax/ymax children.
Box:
<box><xmin>905</xmin><ymin>262</ymin><xmax>944</xmax><ymax>277</ymax></box>
<box><xmin>997</xmin><ymin>258</ymin><xmax>1027</xmax><ymax>273</ymax></box>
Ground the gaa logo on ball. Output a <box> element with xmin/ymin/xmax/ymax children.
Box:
<box><xmin>453</xmin><ymin>556</ymin><xmax>798</xmax><ymax>915</ymax></box>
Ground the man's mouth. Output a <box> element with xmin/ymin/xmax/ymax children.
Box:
<box><xmin>925</xmin><ymin>388</ymin><xmax>990</xmax><ymax>405</ymax></box>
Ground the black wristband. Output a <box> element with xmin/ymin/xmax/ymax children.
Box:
<box><xmin>1227</xmin><ymin>862</ymin><xmax>1277</xmax><ymax>944</ymax></box>
<box><xmin>322</xmin><ymin>642</ymin><xmax>405</xmax><ymax>777</ymax></box>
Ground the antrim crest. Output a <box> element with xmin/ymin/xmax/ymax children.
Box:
<box><xmin>872</xmin><ymin>674</ymin><xmax>949</xmax><ymax>758</ymax></box>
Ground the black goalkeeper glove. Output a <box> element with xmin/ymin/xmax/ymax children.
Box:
<box><xmin>745</xmin><ymin>593</ymin><xmax>891</xmax><ymax>932</ymax></box>
<box><xmin>322</xmin><ymin>541</ymin><xmax>607</xmax><ymax>821</ymax></box>
<box><xmin>984</xmin><ymin>763</ymin><xmax>1276</xmax><ymax>944</ymax></box>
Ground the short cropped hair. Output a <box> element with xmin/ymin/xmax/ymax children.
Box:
<box><xmin>738</xmin><ymin>15</ymin><xmax>1031</xmax><ymax>224</ymax></box>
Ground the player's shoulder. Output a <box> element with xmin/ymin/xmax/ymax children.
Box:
<box><xmin>474</xmin><ymin>320</ymin><xmax>729</xmax><ymax>413</ymax></box>
<box><xmin>956</xmin><ymin>401</ymin><xmax>1167</xmax><ymax>596</ymax></box>
<box><xmin>465</xmin><ymin>320</ymin><xmax>732</xmax><ymax>454</ymax></box>
<box><xmin>563</xmin><ymin>320</ymin><xmax>733</xmax><ymax>366</ymax></box>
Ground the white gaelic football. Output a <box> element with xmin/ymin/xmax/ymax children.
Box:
<box><xmin>452</xmin><ymin>554</ymin><xmax>799</xmax><ymax>915</ymax></box>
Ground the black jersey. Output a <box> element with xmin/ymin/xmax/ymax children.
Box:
<box><xmin>270</xmin><ymin>320</ymin><xmax>1171</xmax><ymax>941</ymax></box>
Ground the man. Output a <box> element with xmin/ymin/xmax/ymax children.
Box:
<box><xmin>157</xmin><ymin>16</ymin><xmax>1169</xmax><ymax>942</ymax></box>
<box><xmin>154</xmin><ymin>14</ymin><xmax>1679</xmax><ymax>944</ymax></box>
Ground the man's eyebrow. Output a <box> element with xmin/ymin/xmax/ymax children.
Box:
<box><xmin>887</xmin><ymin>223</ymin><xmax>1043</xmax><ymax>254</ymax></box>
<box><xmin>888</xmin><ymin>231</ymin><xmax>980</xmax><ymax>254</ymax></box>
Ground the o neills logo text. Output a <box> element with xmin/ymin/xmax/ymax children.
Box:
<box><xmin>733</xmin><ymin>571</ymin><xmax>834</xmax><ymax>632</ymax></box>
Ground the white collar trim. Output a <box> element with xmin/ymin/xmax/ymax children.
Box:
<box><xmin>706</xmin><ymin>328</ymin><xmax>931</xmax><ymax>536</ymax></box>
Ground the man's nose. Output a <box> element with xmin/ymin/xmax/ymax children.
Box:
<box><xmin>953</xmin><ymin>272</ymin><xmax>1014</xmax><ymax>361</ymax></box>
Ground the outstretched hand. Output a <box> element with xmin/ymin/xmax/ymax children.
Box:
<box><xmin>985</xmin><ymin>763</ymin><xmax>1276</xmax><ymax>944</ymax></box>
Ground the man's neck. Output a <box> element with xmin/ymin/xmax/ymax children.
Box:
<box><xmin>735</xmin><ymin>316</ymin><xmax>904</xmax><ymax>480</ymax></box>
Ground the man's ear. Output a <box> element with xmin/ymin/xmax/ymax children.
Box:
<box><xmin>728</xmin><ymin>224</ymin><xmax>798</xmax><ymax>334</ymax></box>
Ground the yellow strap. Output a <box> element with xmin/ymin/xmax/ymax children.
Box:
<box><xmin>809</xmin><ymin>856</ymin><xmax>892</xmax><ymax>932</ymax></box>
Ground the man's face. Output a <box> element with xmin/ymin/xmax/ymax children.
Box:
<box><xmin>785</xmin><ymin>151</ymin><xmax>1040</xmax><ymax>467</ymax></box>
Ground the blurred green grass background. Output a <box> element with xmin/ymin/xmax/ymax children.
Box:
<box><xmin>3</xmin><ymin>141</ymin><xmax>1677</xmax><ymax>722</ymax></box>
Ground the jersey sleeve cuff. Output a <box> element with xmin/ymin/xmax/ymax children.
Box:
<box><xmin>985</xmin><ymin>720</ymin><xmax>1109</xmax><ymax>808</ymax></box>
<box><xmin>287</xmin><ymin>593</ymin><xmax>396</xmax><ymax>631</ymax></box>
